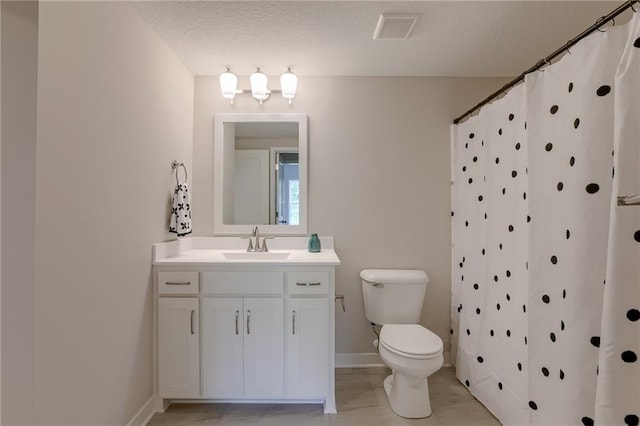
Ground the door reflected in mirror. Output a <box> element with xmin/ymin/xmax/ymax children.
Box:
<box><xmin>214</xmin><ymin>114</ymin><xmax>307</xmax><ymax>235</ymax></box>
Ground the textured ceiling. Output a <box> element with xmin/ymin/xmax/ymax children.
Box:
<box><xmin>131</xmin><ymin>1</ymin><xmax>624</xmax><ymax>77</ymax></box>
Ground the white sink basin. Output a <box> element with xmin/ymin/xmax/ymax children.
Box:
<box><xmin>222</xmin><ymin>251</ymin><xmax>291</xmax><ymax>260</ymax></box>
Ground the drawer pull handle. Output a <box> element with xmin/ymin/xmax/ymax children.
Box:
<box><xmin>296</xmin><ymin>282</ymin><xmax>321</xmax><ymax>286</ymax></box>
<box><xmin>165</xmin><ymin>281</ymin><xmax>191</xmax><ymax>286</ymax></box>
<box><xmin>292</xmin><ymin>310</ymin><xmax>296</xmax><ymax>335</ymax></box>
<box><xmin>235</xmin><ymin>310</ymin><xmax>239</xmax><ymax>335</ymax></box>
<box><xmin>190</xmin><ymin>310</ymin><xmax>195</xmax><ymax>335</ymax></box>
<box><xmin>247</xmin><ymin>310</ymin><xmax>251</xmax><ymax>335</ymax></box>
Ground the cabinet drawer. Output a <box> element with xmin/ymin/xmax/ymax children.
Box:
<box><xmin>158</xmin><ymin>271</ymin><xmax>199</xmax><ymax>295</ymax></box>
<box><xmin>287</xmin><ymin>272</ymin><xmax>329</xmax><ymax>295</ymax></box>
<box><xmin>203</xmin><ymin>272</ymin><xmax>284</xmax><ymax>295</ymax></box>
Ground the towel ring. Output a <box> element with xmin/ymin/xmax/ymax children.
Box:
<box><xmin>172</xmin><ymin>161</ymin><xmax>188</xmax><ymax>185</ymax></box>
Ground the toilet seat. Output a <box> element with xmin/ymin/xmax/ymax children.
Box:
<box><xmin>380</xmin><ymin>324</ymin><xmax>443</xmax><ymax>360</ymax></box>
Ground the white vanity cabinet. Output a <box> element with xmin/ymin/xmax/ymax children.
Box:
<box><xmin>153</xmin><ymin>247</ymin><xmax>339</xmax><ymax>415</ymax></box>
<box><xmin>202</xmin><ymin>297</ymin><xmax>284</xmax><ymax>399</ymax></box>
<box><xmin>157</xmin><ymin>272</ymin><xmax>200</xmax><ymax>399</ymax></box>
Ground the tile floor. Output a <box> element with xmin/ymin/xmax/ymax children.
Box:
<box><xmin>148</xmin><ymin>367</ymin><xmax>501</xmax><ymax>425</ymax></box>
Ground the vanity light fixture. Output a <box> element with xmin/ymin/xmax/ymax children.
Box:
<box><xmin>219</xmin><ymin>68</ymin><xmax>298</xmax><ymax>105</ymax></box>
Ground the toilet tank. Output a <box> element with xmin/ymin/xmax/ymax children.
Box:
<box><xmin>361</xmin><ymin>269</ymin><xmax>429</xmax><ymax>325</ymax></box>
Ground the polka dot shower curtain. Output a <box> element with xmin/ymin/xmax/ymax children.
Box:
<box><xmin>451</xmin><ymin>12</ymin><xmax>640</xmax><ymax>426</ymax></box>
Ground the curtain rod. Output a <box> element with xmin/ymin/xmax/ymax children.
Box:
<box><xmin>453</xmin><ymin>0</ymin><xmax>639</xmax><ymax>125</ymax></box>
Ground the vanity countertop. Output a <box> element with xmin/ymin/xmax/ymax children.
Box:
<box><xmin>153</xmin><ymin>236</ymin><xmax>341</xmax><ymax>266</ymax></box>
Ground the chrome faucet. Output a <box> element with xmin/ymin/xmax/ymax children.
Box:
<box><xmin>242</xmin><ymin>226</ymin><xmax>273</xmax><ymax>252</ymax></box>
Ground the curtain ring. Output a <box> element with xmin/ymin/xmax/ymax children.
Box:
<box><xmin>565</xmin><ymin>42</ymin><xmax>572</xmax><ymax>55</ymax></box>
<box><xmin>595</xmin><ymin>16</ymin><xmax>607</xmax><ymax>32</ymax></box>
<box><xmin>631</xmin><ymin>1</ymin><xmax>638</xmax><ymax>13</ymax></box>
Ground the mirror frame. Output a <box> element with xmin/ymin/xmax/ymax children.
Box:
<box><xmin>213</xmin><ymin>113</ymin><xmax>308</xmax><ymax>235</ymax></box>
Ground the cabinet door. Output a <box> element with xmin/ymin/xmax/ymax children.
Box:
<box><xmin>158</xmin><ymin>298</ymin><xmax>199</xmax><ymax>398</ymax></box>
<box><xmin>285</xmin><ymin>298</ymin><xmax>329</xmax><ymax>398</ymax></box>
<box><xmin>202</xmin><ymin>298</ymin><xmax>244</xmax><ymax>398</ymax></box>
<box><xmin>243</xmin><ymin>298</ymin><xmax>284</xmax><ymax>398</ymax></box>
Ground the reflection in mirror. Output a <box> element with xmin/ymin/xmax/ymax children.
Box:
<box><xmin>214</xmin><ymin>114</ymin><xmax>307</xmax><ymax>235</ymax></box>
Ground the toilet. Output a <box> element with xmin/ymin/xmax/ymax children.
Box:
<box><xmin>361</xmin><ymin>269</ymin><xmax>444</xmax><ymax>419</ymax></box>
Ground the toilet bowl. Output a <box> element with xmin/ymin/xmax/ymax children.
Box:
<box><xmin>360</xmin><ymin>269</ymin><xmax>443</xmax><ymax>418</ymax></box>
<box><xmin>378</xmin><ymin>324</ymin><xmax>444</xmax><ymax>418</ymax></box>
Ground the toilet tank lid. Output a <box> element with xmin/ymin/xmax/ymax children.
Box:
<box><xmin>360</xmin><ymin>269</ymin><xmax>429</xmax><ymax>284</ymax></box>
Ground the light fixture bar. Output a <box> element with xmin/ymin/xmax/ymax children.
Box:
<box><xmin>218</xmin><ymin>68</ymin><xmax>297</xmax><ymax>104</ymax></box>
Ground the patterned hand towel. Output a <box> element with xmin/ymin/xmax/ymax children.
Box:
<box><xmin>169</xmin><ymin>182</ymin><xmax>192</xmax><ymax>237</ymax></box>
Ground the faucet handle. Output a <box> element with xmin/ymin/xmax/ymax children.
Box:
<box><xmin>261</xmin><ymin>236</ymin><xmax>274</xmax><ymax>252</ymax></box>
<box><xmin>241</xmin><ymin>235</ymin><xmax>254</xmax><ymax>252</ymax></box>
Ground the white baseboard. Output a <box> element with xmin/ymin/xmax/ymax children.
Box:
<box><xmin>336</xmin><ymin>352</ymin><xmax>452</xmax><ymax>368</ymax></box>
<box><xmin>127</xmin><ymin>396</ymin><xmax>155</xmax><ymax>426</ymax></box>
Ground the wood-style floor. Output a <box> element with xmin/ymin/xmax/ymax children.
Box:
<box><xmin>148</xmin><ymin>367</ymin><xmax>501</xmax><ymax>425</ymax></box>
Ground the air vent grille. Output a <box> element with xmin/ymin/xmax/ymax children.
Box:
<box><xmin>373</xmin><ymin>13</ymin><xmax>420</xmax><ymax>39</ymax></box>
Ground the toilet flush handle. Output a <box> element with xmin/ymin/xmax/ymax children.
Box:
<box><xmin>335</xmin><ymin>294</ymin><xmax>346</xmax><ymax>312</ymax></box>
<box><xmin>372</xmin><ymin>282</ymin><xmax>384</xmax><ymax>288</ymax></box>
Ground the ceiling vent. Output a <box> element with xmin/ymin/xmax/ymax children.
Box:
<box><xmin>373</xmin><ymin>13</ymin><xmax>420</xmax><ymax>40</ymax></box>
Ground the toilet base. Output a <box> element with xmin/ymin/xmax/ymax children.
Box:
<box><xmin>383</xmin><ymin>372</ymin><xmax>433</xmax><ymax>418</ymax></box>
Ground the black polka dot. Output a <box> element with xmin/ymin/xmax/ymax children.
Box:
<box><xmin>568</xmin><ymin>82</ymin><xmax>574</xmax><ymax>92</ymax></box>
<box><xmin>498</xmin><ymin>382</ymin><xmax>503</xmax><ymax>390</ymax></box>
<box><xmin>574</xmin><ymin>118</ymin><xmax>580</xmax><ymax>129</ymax></box>
<box><xmin>506</xmin><ymin>293</ymin><xmax>511</xmax><ymax>301</ymax></box>
<box><xmin>559</xmin><ymin>369</ymin><xmax>565</xmax><ymax>380</ymax></box>
<box><xmin>635</xmin><ymin>38</ymin><xmax>640</xmax><ymax>48</ymax></box>
<box><xmin>551</xmin><ymin>255</ymin><xmax>558</xmax><ymax>264</ymax></box>
<box><xmin>466</xmin><ymin>329</ymin><xmax>471</xmax><ymax>336</ymax></box>
<box><xmin>508</xmin><ymin>225</ymin><xmax>514</xmax><ymax>232</ymax></box>
<box><xmin>561</xmin><ymin>320</ymin><xmax>565</xmax><ymax>330</ymax></box>
<box><xmin>542</xmin><ymin>295</ymin><xmax>550</xmax><ymax>304</ymax></box>
<box><xmin>527</xmin><ymin>215</ymin><xmax>531</xmax><ymax>223</ymax></box>
<box><xmin>591</xmin><ymin>336</ymin><xmax>601</xmax><ymax>347</ymax></box>
<box><xmin>597</xmin><ymin>85</ymin><xmax>611</xmax><ymax>96</ymax></box>
<box><xmin>502</xmin><ymin>188</ymin><xmax>506</xmax><ymax>195</ymax></box>
<box><xmin>541</xmin><ymin>367</ymin><xmax>549</xmax><ymax>377</ymax></box>
<box><xmin>499</xmin><ymin>128</ymin><xmax>503</xmax><ymax>135</ymax></box>
<box><xmin>529</xmin><ymin>401</ymin><xmax>538</xmax><ymax>410</ymax></box>
<box><xmin>515</xmin><ymin>143</ymin><xmax>521</xmax><ymax>150</ymax></box>
<box><xmin>482</xmin><ymin>249</ymin><xmax>486</xmax><ymax>255</ymax></box>
<box><xmin>477</xmin><ymin>356</ymin><xmax>484</xmax><ymax>363</ymax></box>
<box><xmin>478</xmin><ymin>195</ymin><xmax>483</xmax><ymax>202</ymax></box>
<box><xmin>524</xmin><ymin>336</ymin><xmax>528</xmax><ymax>345</ymax></box>
<box><xmin>634</xmin><ymin>231</ymin><xmax>640</xmax><ymax>242</ymax></box>
<box><xmin>495</xmin><ymin>157</ymin><xmax>500</xmax><ymax>164</ymax></box>
<box><xmin>550</xmin><ymin>105</ymin><xmax>559</xmax><ymax>114</ymax></box>
<box><xmin>570</xmin><ymin>156</ymin><xmax>576</xmax><ymax>167</ymax></box>
<box><xmin>545</xmin><ymin>143</ymin><xmax>553</xmax><ymax>152</ymax></box>
<box><xmin>476</xmin><ymin>308</ymin><xmax>481</xmax><ymax>315</ymax></box>
<box><xmin>627</xmin><ymin>309</ymin><xmax>640</xmax><ymax>322</ymax></box>
<box><xmin>497</xmin><ymin>303</ymin><xmax>501</xmax><ymax>311</ymax></box>
<box><xmin>494</xmin><ymin>275</ymin><xmax>498</xmax><ymax>282</ymax></box>
<box><xmin>473</xmin><ymin>156</ymin><xmax>478</xmax><ymax>162</ymax></box>
<box><xmin>469</xmin><ymin>133</ymin><xmax>475</xmax><ymax>139</ymax></box>
<box><xmin>473</xmin><ymin>283</ymin><xmax>479</xmax><ymax>290</ymax></box>
<box><xmin>563</xmin><ymin>289</ymin><xmax>567</xmax><ymax>299</ymax></box>
<box><xmin>465</xmin><ymin>221</ymin><xmax>469</xmax><ymax>227</ymax></box>
<box><xmin>506</xmin><ymin>329</ymin><xmax>511</xmax><ymax>337</ymax></box>
<box><xmin>450</xmin><ymin>329</ymin><xmax>453</xmax><ymax>335</ymax></box>
<box><xmin>621</xmin><ymin>351</ymin><xmax>637</xmax><ymax>363</ymax></box>
<box><xmin>523</xmin><ymin>305</ymin><xmax>527</xmax><ymax>313</ymax></box>
<box><xmin>586</xmin><ymin>183</ymin><xmax>600</xmax><ymax>194</ymax></box>
<box><xmin>582</xmin><ymin>417</ymin><xmax>595</xmax><ymax>426</ymax></box>
<box><xmin>490</xmin><ymin>329</ymin><xmax>494</xmax><ymax>336</ymax></box>
<box><xmin>625</xmin><ymin>414</ymin><xmax>639</xmax><ymax>426</ymax></box>
<box><xmin>506</xmin><ymin>270</ymin><xmax>511</xmax><ymax>277</ymax></box>
<box><xmin>557</xmin><ymin>182</ymin><xmax>564</xmax><ymax>191</ymax></box>
<box><xmin>465</xmin><ymin>379</ymin><xmax>470</xmax><ymax>386</ymax></box>
<box><xmin>512</xmin><ymin>170</ymin><xmax>518</xmax><ymax>178</ymax></box>
<box><xmin>518</xmin><ymin>362</ymin><xmax>523</xmax><ymax>371</ymax></box>
<box><xmin>508</xmin><ymin>113</ymin><xmax>515</xmax><ymax>121</ymax></box>
<box><xmin>550</xmin><ymin>332</ymin><xmax>556</xmax><ymax>342</ymax></box>
<box><xmin>462</xmin><ymin>166</ymin><xmax>467</xmax><ymax>172</ymax></box>
<box><xmin>566</xmin><ymin>229</ymin><xmax>571</xmax><ymax>239</ymax></box>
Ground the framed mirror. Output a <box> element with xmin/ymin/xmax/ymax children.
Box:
<box><xmin>213</xmin><ymin>113</ymin><xmax>308</xmax><ymax>235</ymax></box>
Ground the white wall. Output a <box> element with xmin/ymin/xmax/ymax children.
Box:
<box><xmin>193</xmin><ymin>76</ymin><xmax>507</xmax><ymax>357</ymax></box>
<box><xmin>35</xmin><ymin>2</ymin><xmax>193</xmax><ymax>424</ymax></box>
<box><xmin>1</xmin><ymin>2</ymin><xmax>38</xmax><ymax>424</ymax></box>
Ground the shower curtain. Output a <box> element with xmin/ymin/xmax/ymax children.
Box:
<box><xmin>451</xmin><ymin>11</ymin><xmax>640</xmax><ymax>426</ymax></box>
